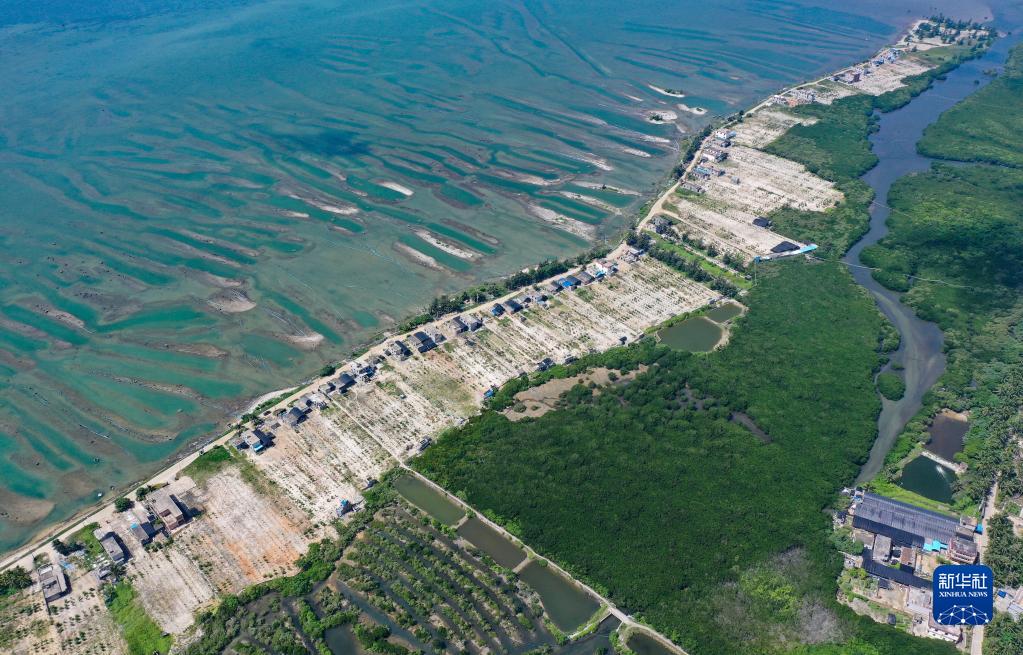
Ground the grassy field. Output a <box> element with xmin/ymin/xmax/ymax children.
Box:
<box><xmin>108</xmin><ymin>582</ymin><xmax>173</xmax><ymax>655</ymax></box>
<box><xmin>416</xmin><ymin>261</ymin><xmax>952</xmax><ymax>655</ymax></box>
<box><xmin>181</xmin><ymin>445</ymin><xmax>235</xmax><ymax>484</ymax></box>
<box><xmin>917</xmin><ymin>45</ymin><xmax>1023</xmax><ymax>166</ymax></box>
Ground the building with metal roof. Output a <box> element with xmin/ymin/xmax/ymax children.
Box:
<box><xmin>852</xmin><ymin>493</ymin><xmax>959</xmax><ymax>548</ymax></box>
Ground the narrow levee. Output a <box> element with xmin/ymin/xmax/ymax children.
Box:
<box><xmin>852</xmin><ymin>27</ymin><xmax>1022</xmax><ymax>482</ymax></box>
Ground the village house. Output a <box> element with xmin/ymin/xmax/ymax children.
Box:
<box><xmin>284</xmin><ymin>406</ymin><xmax>306</xmax><ymax>428</ymax></box>
<box><xmin>409</xmin><ymin>331</ymin><xmax>437</xmax><ymax>353</ymax></box>
<box><xmin>387</xmin><ymin>340</ymin><xmax>412</xmax><ymax>360</ymax></box>
<box><xmin>95</xmin><ymin>530</ymin><xmax>129</xmax><ymax>564</ymax></box>
<box><xmin>504</xmin><ymin>299</ymin><xmax>523</xmax><ymax>313</ymax></box>
<box><xmin>336</xmin><ymin>372</ymin><xmax>357</xmax><ymax>392</ymax></box>
<box><xmin>37</xmin><ymin>563</ymin><xmax>68</xmax><ymax>603</ymax></box>
<box><xmin>129</xmin><ymin>510</ymin><xmax>158</xmax><ymax>545</ymax></box>
<box><xmin>465</xmin><ymin>315</ymin><xmax>484</xmax><ymax>331</ymax></box>
<box><xmin>151</xmin><ymin>490</ymin><xmax>188</xmax><ymax>531</ymax></box>
<box><xmin>450</xmin><ymin>316</ymin><xmax>468</xmax><ymax>333</ymax></box>
<box><xmin>576</xmin><ymin>270</ymin><xmax>594</xmax><ymax>285</ymax></box>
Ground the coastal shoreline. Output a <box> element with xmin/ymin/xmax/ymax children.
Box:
<box><xmin>0</xmin><ymin>15</ymin><xmax>950</xmax><ymax>573</ymax></box>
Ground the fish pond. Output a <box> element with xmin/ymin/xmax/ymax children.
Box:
<box><xmin>393</xmin><ymin>474</ymin><xmax>465</xmax><ymax>525</ymax></box>
<box><xmin>457</xmin><ymin>517</ymin><xmax>527</xmax><ymax>569</ymax></box>
<box><xmin>657</xmin><ymin>317</ymin><xmax>722</xmax><ymax>352</ymax></box>
<box><xmin>926</xmin><ymin>410</ymin><xmax>969</xmax><ymax>461</ymax></box>
<box><xmin>897</xmin><ymin>456</ymin><xmax>957</xmax><ymax>504</ymax></box>
<box><xmin>518</xmin><ymin>561</ymin><xmax>600</xmax><ymax>633</ymax></box>
<box><xmin>704</xmin><ymin>302</ymin><xmax>743</xmax><ymax>323</ymax></box>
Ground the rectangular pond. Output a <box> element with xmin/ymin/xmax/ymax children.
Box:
<box><xmin>656</xmin><ymin>316</ymin><xmax>722</xmax><ymax>352</ymax></box>
<box><xmin>457</xmin><ymin>516</ymin><xmax>527</xmax><ymax>569</ymax></box>
<box><xmin>897</xmin><ymin>455</ymin><xmax>957</xmax><ymax>504</ymax></box>
<box><xmin>393</xmin><ymin>474</ymin><xmax>465</xmax><ymax>525</ymax></box>
<box><xmin>518</xmin><ymin>561</ymin><xmax>600</xmax><ymax>633</ymax></box>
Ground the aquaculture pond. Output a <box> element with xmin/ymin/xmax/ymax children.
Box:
<box><xmin>926</xmin><ymin>411</ymin><xmax>969</xmax><ymax>460</ymax></box>
<box><xmin>656</xmin><ymin>317</ymin><xmax>722</xmax><ymax>352</ymax></box>
<box><xmin>897</xmin><ymin>456</ymin><xmax>957</xmax><ymax>504</ymax></box>
<box><xmin>704</xmin><ymin>302</ymin><xmax>743</xmax><ymax>323</ymax></box>
<box><xmin>393</xmin><ymin>475</ymin><xmax>465</xmax><ymax>525</ymax></box>
<box><xmin>518</xmin><ymin>561</ymin><xmax>600</xmax><ymax>633</ymax></box>
<box><xmin>324</xmin><ymin>624</ymin><xmax>367</xmax><ymax>655</ymax></box>
<box><xmin>627</xmin><ymin>630</ymin><xmax>679</xmax><ymax>655</ymax></box>
<box><xmin>457</xmin><ymin>517</ymin><xmax>527</xmax><ymax>569</ymax></box>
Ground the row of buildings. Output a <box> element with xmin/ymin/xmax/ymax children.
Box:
<box><xmin>37</xmin><ymin>487</ymin><xmax>189</xmax><ymax>603</ymax></box>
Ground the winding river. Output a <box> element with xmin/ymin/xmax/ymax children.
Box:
<box><xmin>852</xmin><ymin>19</ymin><xmax>1022</xmax><ymax>483</ymax></box>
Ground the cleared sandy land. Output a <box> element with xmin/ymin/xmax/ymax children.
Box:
<box><xmin>658</xmin><ymin>145</ymin><xmax>839</xmax><ymax>261</ymax></box>
<box><xmin>256</xmin><ymin>255</ymin><xmax>715</xmax><ymax>522</ymax></box>
<box><xmin>731</xmin><ymin>109</ymin><xmax>817</xmax><ymax>149</ymax></box>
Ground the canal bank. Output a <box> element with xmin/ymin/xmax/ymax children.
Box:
<box><xmin>852</xmin><ymin>20</ymin><xmax>1023</xmax><ymax>484</ymax></box>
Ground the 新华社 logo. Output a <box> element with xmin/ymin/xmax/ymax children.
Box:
<box><xmin>932</xmin><ymin>564</ymin><xmax>994</xmax><ymax>625</ymax></box>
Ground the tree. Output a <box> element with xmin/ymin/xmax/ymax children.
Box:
<box><xmin>114</xmin><ymin>496</ymin><xmax>135</xmax><ymax>513</ymax></box>
<box><xmin>0</xmin><ymin>566</ymin><xmax>32</xmax><ymax>596</ymax></box>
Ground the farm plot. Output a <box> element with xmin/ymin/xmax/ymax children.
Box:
<box><xmin>338</xmin><ymin>501</ymin><xmax>560</xmax><ymax>654</ymax></box>
<box><xmin>49</xmin><ymin>579</ymin><xmax>127</xmax><ymax>655</ymax></box>
<box><xmin>838</xmin><ymin>55</ymin><xmax>931</xmax><ymax>95</ymax></box>
<box><xmin>245</xmin><ymin>257</ymin><xmax>712</xmax><ymax>518</ymax></box>
<box><xmin>663</xmin><ymin>145</ymin><xmax>841</xmax><ymax>260</ymax></box>
<box><xmin>731</xmin><ymin>109</ymin><xmax>818</xmax><ymax>148</ymax></box>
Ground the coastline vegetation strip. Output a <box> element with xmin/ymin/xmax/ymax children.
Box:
<box><xmin>415</xmin><ymin>261</ymin><xmax>952</xmax><ymax>655</ymax></box>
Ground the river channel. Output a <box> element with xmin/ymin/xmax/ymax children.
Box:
<box><xmin>852</xmin><ymin>16</ymin><xmax>1022</xmax><ymax>483</ymax></box>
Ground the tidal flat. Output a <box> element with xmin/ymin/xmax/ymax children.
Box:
<box><xmin>0</xmin><ymin>0</ymin><xmax>952</xmax><ymax>552</ymax></box>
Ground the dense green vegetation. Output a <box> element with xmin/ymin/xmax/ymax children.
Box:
<box><xmin>986</xmin><ymin>613</ymin><xmax>1023</xmax><ymax>655</ymax></box>
<box><xmin>862</xmin><ymin>142</ymin><xmax>1023</xmax><ymax>512</ymax></box>
<box><xmin>918</xmin><ymin>45</ymin><xmax>1023</xmax><ymax>166</ymax></box>
<box><xmin>0</xmin><ymin>567</ymin><xmax>31</xmax><ymax>596</ymax></box>
<box><xmin>106</xmin><ymin>581</ymin><xmax>173</xmax><ymax>655</ymax></box>
<box><xmin>875</xmin><ymin>372</ymin><xmax>905</xmax><ymax>401</ymax></box>
<box><xmin>114</xmin><ymin>496</ymin><xmax>135</xmax><ymax>512</ymax></box>
<box><xmin>417</xmin><ymin>261</ymin><xmax>949</xmax><ymax>655</ymax></box>
<box><xmin>762</xmin><ymin>44</ymin><xmax>983</xmax><ymax>257</ymax></box>
<box><xmin>985</xmin><ymin>515</ymin><xmax>1023</xmax><ymax>587</ymax></box>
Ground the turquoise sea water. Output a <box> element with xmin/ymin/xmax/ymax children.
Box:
<box><xmin>0</xmin><ymin>0</ymin><xmax>988</xmax><ymax>553</ymax></box>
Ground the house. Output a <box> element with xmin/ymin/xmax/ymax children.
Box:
<box><xmin>576</xmin><ymin>271</ymin><xmax>594</xmax><ymax>285</ymax></box>
<box><xmin>702</xmin><ymin>148</ymin><xmax>727</xmax><ymax>162</ymax></box>
<box><xmin>505</xmin><ymin>299</ymin><xmax>523</xmax><ymax>313</ymax></box>
<box><xmin>285</xmin><ymin>406</ymin><xmax>306</xmax><ymax>428</ymax></box>
<box><xmin>490</xmin><ymin>303</ymin><xmax>506</xmax><ymax>317</ymax></box>
<box><xmin>949</xmin><ymin>536</ymin><xmax>978</xmax><ymax>564</ymax></box>
<box><xmin>409</xmin><ymin>331</ymin><xmax>436</xmax><ymax>353</ymax></box>
<box><xmin>852</xmin><ymin>493</ymin><xmax>959</xmax><ymax>549</ymax></box>
<box><xmin>450</xmin><ymin>316</ymin><xmax>468</xmax><ymax>333</ymax></box>
<box><xmin>151</xmin><ymin>490</ymin><xmax>187</xmax><ymax>531</ymax></box>
<box><xmin>899</xmin><ymin>546</ymin><xmax>917</xmax><ymax>569</ymax></box>
<box><xmin>245</xmin><ymin>427</ymin><xmax>274</xmax><ymax>453</ymax></box>
<box><xmin>681</xmin><ymin>182</ymin><xmax>704</xmax><ymax>194</ymax></box>
<box><xmin>627</xmin><ymin>247</ymin><xmax>645</xmax><ymax>258</ymax></box>
<box><xmin>356</xmin><ymin>364</ymin><xmax>376</xmax><ymax>381</ymax></box>
<box><xmin>418</xmin><ymin>437</ymin><xmax>433</xmax><ymax>451</ymax></box>
<box><xmin>336</xmin><ymin>372</ymin><xmax>356</xmax><ymax>392</ymax></box>
<box><xmin>337</xmin><ymin>499</ymin><xmax>353</xmax><ymax>517</ymax></box>
<box><xmin>465</xmin><ymin>315</ymin><xmax>484</xmax><ymax>331</ymax></box>
<box><xmin>387</xmin><ymin>340</ymin><xmax>412</xmax><ymax>360</ymax></box>
<box><xmin>536</xmin><ymin>357</ymin><xmax>554</xmax><ymax>372</ymax></box>
<box><xmin>652</xmin><ymin>216</ymin><xmax>672</xmax><ymax>234</ymax></box>
<box><xmin>752</xmin><ymin>217</ymin><xmax>772</xmax><ymax>228</ymax></box>
<box><xmin>317</xmin><ymin>382</ymin><xmax>335</xmax><ymax>396</ymax></box>
<box><xmin>770</xmin><ymin>241</ymin><xmax>800</xmax><ymax>254</ymax></box>
<box><xmin>563</xmin><ymin>275</ymin><xmax>581</xmax><ymax>289</ymax></box>
<box><xmin>96</xmin><ymin>531</ymin><xmax>128</xmax><ymax>564</ymax></box>
<box><xmin>927</xmin><ymin>616</ymin><xmax>962</xmax><ymax>643</ymax></box>
<box><xmin>129</xmin><ymin>514</ymin><xmax>158</xmax><ymax>545</ymax></box>
<box><xmin>37</xmin><ymin>564</ymin><xmax>68</xmax><ymax>602</ymax></box>
<box><xmin>547</xmin><ymin>280</ymin><xmax>563</xmax><ymax>294</ymax></box>
<box><xmin>713</xmin><ymin>129</ymin><xmax>737</xmax><ymax>140</ymax></box>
